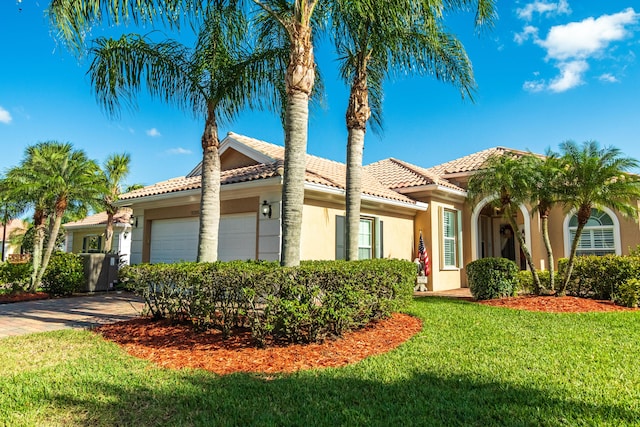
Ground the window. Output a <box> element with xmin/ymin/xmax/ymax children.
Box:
<box><xmin>441</xmin><ymin>208</ymin><xmax>461</xmax><ymax>268</ymax></box>
<box><xmin>568</xmin><ymin>208</ymin><xmax>616</xmax><ymax>256</ymax></box>
<box><xmin>336</xmin><ymin>215</ymin><xmax>383</xmax><ymax>260</ymax></box>
<box><xmin>82</xmin><ymin>235</ymin><xmax>103</xmax><ymax>253</ymax></box>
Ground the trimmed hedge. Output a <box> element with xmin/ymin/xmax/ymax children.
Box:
<box><xmin>614</xmin><ymin>278</ymin><xmax>640</xmax><ymax>308</ymax></box>
<box><xmin>41</xmin><ymin>252</ymin><xmax>84</xmax><ymax>296</ymax></box>
<box><xmin>466</xmin><ymin>258</ymin><xmax>519</xmax><ymax>300</ymax></box>
<box><xmin>517</xmin><ymin>270</ymin><xmax>554</xmax><ymax>295</ymax></box>
<box><xmin>0</xmin><ymin>262</ymin><xmax>32</xmax><ymax>292</ymax></box>
<box><xmin>120</xmin><ymin>259</ymin><xmax>415</xmax><ymax>346</ymax></box>
<box><xmin>558</xmin><ymin>255</ymin><xmax>640</xmax><ymax>300</ymax></box>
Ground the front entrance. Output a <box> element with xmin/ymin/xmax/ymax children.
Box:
<box><xmin>476</xmin><ymin>205</ymin><xmax>527</xmax><ymax>270</ymax></box>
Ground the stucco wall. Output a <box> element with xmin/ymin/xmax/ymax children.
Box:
<box><xmin>300</xmin><ymin>199</ymin><xmax>415</xmax><ymax>261</ymax></box>
<box><xmin>427</xmin><ymin>199</ymin><xmax>466</xmax><ymax>291</ymax></box>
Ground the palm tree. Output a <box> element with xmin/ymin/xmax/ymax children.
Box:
<box><xmin>467</xmin><ymin>153</ymin><xmax>543</xmax><ymax>294</ymax></box>
<box><xmin>333</xmin><ymin>0</ymin><xmax>490</xmax><ymax>259</ymax></box>
<box><xmin>0</xmin><ymin>183</ymin><xmax>27</xmax><ymax>262</ymax></box>
<box><xmin>557</xmin><ymin>140</ymin><xmax>640</xmax><ymax>295</ymax></box>
<box><xmin>525</xmin><ymin>151</ymin><xmax>563</xmax><ymax>292</ymax></box>
<box><xmin>101</xmin><ymin>153</ymin><xmax>139</xmax><ymax>252</ymax></box>
<box><xmin>50</xmin><ymin>0</ymin><xmax>318</xmax><ymax>267</ymax></box>
<box><xmin>5</xmin><ymin>142</ymin><xmax>103</xmax><ymax>290</ymax></box>
<box><xmin>251</xmin><ymin>0</ymin><xmax>326</xmax><ymax>266</ymax></box>
<box><xmin>87</xmin><ymin>6</ymin><xmax>281</xmax><ymax>262</ymax></box>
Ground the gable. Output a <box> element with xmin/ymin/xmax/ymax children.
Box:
<box><xmin>221</xmin><ymin>149</ymin><xmax>260</xmax><ymax>171</ymax></box>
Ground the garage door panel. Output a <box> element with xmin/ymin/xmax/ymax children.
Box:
<box><xmin>150</xmin><ymin>214</ymin><xmax>256</xmax><ymax>264</ymax></box>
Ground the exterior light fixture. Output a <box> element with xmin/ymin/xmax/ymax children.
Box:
<box><xmin>129</xmin><ymin>216</ymin><xmax>138</xmax><ymax>228</ymax></box>
<box><xmin>261</xmin><ymin>200</ymin><xmax>272</xmax><ymax>218</ymax></box>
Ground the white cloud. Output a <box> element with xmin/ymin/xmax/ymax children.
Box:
<box><xmin>523</xmin><ymin>79</ymin><xmax>547</xmax><ymax>93</ymax></box>
<box><xmin>166</xmin><ymin>147</ymin><xmax>193</xmax><ymax>155</ymax></box>
<box><xmin>518</xmin><ymin>8</ymin><xmax>639</xmax><ymax>93</ymax></box>
<box><xmin>548</xmin><ymin>60</ymin><xmax>588</xmax><ymax>92</ymax></box>
<box><xmin>514</xmin><ymin>25</ymin><xmax>539</xmax><ymax>44</ymax></box>
<box><xmin>536</xmin><ymin>8</ymin><xmax>639</xmax><ymax>61</ymax></box>
<box><xmin>146</xmin><ymin>128</ymin><xmax>161</xmax><ymax>137</ymax></box>
<box><xmin>517</xmin><ymin>0</ymin><xmax>571</xmax><ymax>21</ymax></box>
<box><xmin>599</xmin><ymin>73</ymin><xmax>619</xmax><ymax>83</ymax></box>
<box><xmin>0</xmin><ymin>106</ymin><xmax>12</xmax><ymax>124</ymax></box>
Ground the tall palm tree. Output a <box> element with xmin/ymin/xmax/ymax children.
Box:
<box><xmin>252</xmin><ymin>0</ymin><xmax>326</xmax><ymax>266</ymax></box>
<box><xmin>525</xmin><ymin>151</ymin><xmax>563</xmax><ymax>291</ymax></box>
<box><xmin>557</xmin><ymin>140</ymin><xmax>640</xmax><ymax>294</ymax></box>
<box><xmin>5</xmin><ymin>142</ymin><xmax>103</xmax><ymax>290</ymax></box>
<box><xmin>88</xmin><ymin>6</ymin><xmax>281</xmax><ymax>262</ymax></box>
<box><xmin>467</xmin><ymin>153</ymin><xmax>543</xmax><ymax>293</ymax></box>
<box><xmin>50</xmin><ymin>0</ymin><xmax>320</xmax><ymax>267</ymax></box>
<box><xmin>101</xmin><ymin>153</ymin><xmax>137</xmax><ymax>252</ymax></box>
<box><xmin>333</xmin><ymin>0</ymin><xmax>490</xmax><ymax>259</ymax></box>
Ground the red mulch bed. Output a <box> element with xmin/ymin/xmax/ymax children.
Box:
<box><xmin>96</xmin><ymin>313</ymin><xmax>422</xmax><ymax>375</ymax></box>
<box><xmin>93</xmin><ymin>295</ymin><xmax>637</xmax><ymax>376</ymax></box>
<box><xmin>477</xmin><ymin>295</ymin><xmax>638</xmax><ymax>313</ymax></box>
<box><xmin>0</xmin><ymin>291</ymin><xmax>50</xmax><ymax>304</ymax></box>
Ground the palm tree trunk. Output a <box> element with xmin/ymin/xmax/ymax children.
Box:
<box><xmin>104</xmin><ymin>211</ymin><xmax>115</xmax><ymax>252</ymax></box>
<box><xmin>197</xmin><ymin>112</ymin><xmax>221</xmax><ymax>263</ymax></box>
<box><xmin>29</xmin><ymin>210</ymin><xmax>46</xmax><ymax>292</ymax></box>
<box><xmin>281</xmin><ymin>22</ymin><xmax>315</xmax><ymax>267</ymax></box>
<box><xmin>540</xmin><ymin>211</ymin><xmax>555</xmax><ymax>292</ymax></box>
<box><xmin>346</xmin><ymin>128</ymin><xmax>365</xmax><ymax>260</ymax></box>
<box><xmin>35</xmin><ymin>204</ymin><xmax>66</xmax><ymax>287</ymax></box>
<box><xmin>559</xmin><ymin>221</ymin><xmax>586</xmax><ymax>295</ymax></box>
<box><xmin>345</xmin><ymin>67</ymin><xmax>370</xmax><ymax>260</ymax></box>
<box><xmin>508</xmin><ymin>216</ymin><xmax>541</xmax><ymax>294</ymax></box>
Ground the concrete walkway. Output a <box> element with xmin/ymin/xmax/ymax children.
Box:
<box><xmin>0</xmin><ymin>292</ymin><xmax>144</xmax><ymax>340</ymax></box>
<box><xmin>414</xmin><ymin>287</ymin><xmax>474</xmax><ymax>299</ymax></box>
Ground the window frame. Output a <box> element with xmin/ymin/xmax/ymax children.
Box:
<box><xmin>336</xmin><ymin>215</ymin><xmax>384</xmax><ymax>260</ymax></box>
<box><xmin>440</xmin><ymin>207</ymin><xmax>462</xmax><ymax>270</ymax></box>
<box><xmin>563</xmin><ymin>207</ymin><xmax>621</xmax><ymax>257</ymax></box>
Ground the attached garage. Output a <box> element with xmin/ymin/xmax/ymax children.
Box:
<box><xmin>149</xmin><ymin>213</ymin><xmax>257</xmax><ymax>264</ymax></box>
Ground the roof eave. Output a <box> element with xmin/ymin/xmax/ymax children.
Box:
<box><xmin>304</xmin><ymin>182</ymin><xmax>427</xmax><ymax>211</ymax></box>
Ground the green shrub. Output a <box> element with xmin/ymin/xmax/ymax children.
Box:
<box><xmin>517</xmin><ymin>270</ymin><xmax>554</xmax><ymax>295</ymax></box>
<box><xmin>466</xmin><ymin>258</ymin><xmax>519</xmax><ymax>300</ymax></box>
<box><xmin>41</xmin><ymin>252</ymin><xmax>84</xmax><ymax>296</ymax></box>
<box><xmin>558</xmin><ymin>255</ymin><xmax>640</xmax><ymax>300</ymax></box>
<box><xmin>0</xmin><ymin>262</ymin><xmax>32</xmax><ymax>292</ymax></box>
<box><xmin>119</xmin><ymin>259</ymin><xmax>416</xmax><ymax>346</ymax></box>
<box><xmin>614</xmin><ymin>278</ymin><xmax>640</xmax><ymax>308</ymax></box>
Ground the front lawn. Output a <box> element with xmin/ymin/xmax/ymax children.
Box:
<box><xmin>1</xmin><ymin>297</ymin><xmax>639</xmax><ymax>426</ymax></box>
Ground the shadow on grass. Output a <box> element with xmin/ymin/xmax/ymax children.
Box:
<box><xmin>37</xmin><ymin>366</ymin><xmax>638</xmax><ymax>426</ymax></box>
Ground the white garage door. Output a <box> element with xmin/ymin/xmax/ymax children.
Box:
<box><xmin>150</xmin><ymin>218</ymin><xmax>199</xmax><ymax>264</ymax></box>
<box><xmin>150</xmin><ymin>214</ymin><xmax>257</xmax><ymax>264</ymax></box>
<box><xmin>218</xmin><ymin>213</ymin><xmax>257</xmax><ymax>261</ymax></box>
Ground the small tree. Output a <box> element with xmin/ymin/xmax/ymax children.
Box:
<box><xmin>557</xmin><ymin>140</ymin><xmax>640</xmax><ymax>295</ymax></box>
<box><xmin>467</xmin><ymin>153</ymin><xmax>543</xmax><ymax>294</ymax></box>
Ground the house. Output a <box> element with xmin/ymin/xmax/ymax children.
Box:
<box><xmin>64</xmin><ymin>208</ymin><xmax>133</xmax><ymax>265</ymax></box>
<box><xmin>116</xmin><ymin>133</ymin><xmax>640</xmax><ymax>291</ymax></box>
<box><xmin>1</xmin><ymin>219</ymin><xmax>27</xmax><ymax>262</ymax></box>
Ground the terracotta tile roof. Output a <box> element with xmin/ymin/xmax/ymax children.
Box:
<box><xmin>64</xmin><ymin>208</ymin><xmax>133</xmax><ymax>228</ymax></box>
<box><xmin>119</xmin><ymin>132</ymin><xmax>416</xmax><ymax>205</ymax></box>
<box><xmin>426</xmin><ymin>146</ymin><xmax>529</xmax><ymax>176</ymax></box>
<box><xmin>365</xmin><ymin>158</ymin><xmax>465</xmax><ymax>192</ymax></box>
<box><xmin>228</xmin><ymin>133</ymin><xmax>416</xmax><ymax>203</ymax></box>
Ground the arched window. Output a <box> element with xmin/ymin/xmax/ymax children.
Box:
<box><xmin>568</xmin><ymin>209</ymin><xmax>616</xmax><ymax>256</ymax></box>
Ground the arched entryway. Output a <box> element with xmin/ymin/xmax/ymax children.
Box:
<box><xmin>470</xmin><ymin>196</ymin><xmax>532</xmax><ymax>270</ymax></box>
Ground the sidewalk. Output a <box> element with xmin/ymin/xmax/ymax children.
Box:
<box><xmin>414</xmin><ymin>287</ymin><xmax>474</xmax><ymax>299</ymax></box>
<box><xmin>0</xmin><ymin>292</ymin><xmax>144</xmax><ymax>340</ymax></box>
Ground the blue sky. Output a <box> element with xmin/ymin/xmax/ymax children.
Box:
<box><xmin>1</xmin><ymin>1</ymin><xmax>639</xmax><ymax>187</ymax></box>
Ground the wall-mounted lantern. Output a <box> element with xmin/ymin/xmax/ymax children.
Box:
<box><xmin>261</xmin><ymin>200</ymin><xmax>272</xmax><ymax>218</ymax></box>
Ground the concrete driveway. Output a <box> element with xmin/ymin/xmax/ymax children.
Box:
<box><xmin>0</xmin><ymin>292</ymin><xmax>144</xmax><ymax>339</ymax></box>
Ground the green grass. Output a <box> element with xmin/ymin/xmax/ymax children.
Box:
<box><xmin>1</xmin><ymin>297</ymin><xmax>639</xmax><ymax>426</ymax></box>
